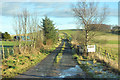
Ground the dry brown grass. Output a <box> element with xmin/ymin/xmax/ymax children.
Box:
<box><xmin>98</xmin><ymin>44</ymin><xmax>118</xmax><ymax>53</ymax></box>
<box><xmin>46</xmin><ymin>39</ymin><xmax>53</xmax><ymax>46</ymax></box>
<box><xmin>89</xmin><ymin>53</ymin><xmax>119</xmax><ymax>72</ymax></box>
<box><xmin>97</xmin><ymin>44</ymin><xmax>118</xmax><ymax>60</ymax></box>
<box><xmin>13</xmin><ymin>46</ymin><xmax>21</xmax><ymax>55</ymax></box>
<box><xmin>35</xmin><ymin>39</ymin><xmax>44</xmax><ymax>49</ymax></box>
<box><xmin>71</xmin><ymin>41</ymin><xmax>79</xmax><ymax>46</ymax></box>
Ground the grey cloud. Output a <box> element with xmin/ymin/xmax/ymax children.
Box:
<box><xmin>2</xmin><ymin>2</ymin><xmax>117</xmax><ymax>18</ymax></box>
<box><xmin>1</xmin><ymin>2</ymin><xmax>73</xmax><ymax>17</ymax></box>
<box><xmin>1</xmin><ymin>2</ymin><xmax>73</xmax><ymax>18</ymax></box>
<box><xmin>45</xmin><ymin>7</ymin><xmax>74</xmax><ymax>18</ymax></box>
<box><xmin>2</xmin><ymin>2</ymin><xmax>23</xmax><ymax>16</ymax></box>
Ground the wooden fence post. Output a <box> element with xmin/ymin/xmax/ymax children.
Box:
<box><xmin>105</xmin><ymin>50</ymin><xmax>107</xmax><ymax>56</ymax></box>
<box><xmin>98</xmin><ymin>47</ymin><xmax>100</xmax><ymax>54</ymax></box>
<box><xmin>34</xmin><ymin>43</ymin><xmax>35</xmax><ymax>49</ymax></box>
<box><xmin>101</xmin><ymin>48</ymin><xmax>103</xmax><ymax>55</ymax></box>
<box><xmin>2</xmin><ymin>44</ymin><xmax>5</xmax><ymax>59</ymax></box>
<box><xmin>12</xmin><ymin>48</ymin><xmax>14</xmax><ymax>55</ymax></box>
<box><xmin>111</xmin><ymin>49</ymin><xmax>112</xmax><ymax>56</ymax></box>
<box><xmin>7</xmin><ymin>48</ymin><xmax>9</xmax><ymax>57</ymax></box>
<box><xmin>100</xmin><ymin>47</ymin><xmax>101</xmax><ymax>54</ymax></box>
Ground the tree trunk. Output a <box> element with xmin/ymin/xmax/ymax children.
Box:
<box><xmin>84</xmin><ymin>29</ymin><xmax>88</xmax><ymax>56</ymax></box>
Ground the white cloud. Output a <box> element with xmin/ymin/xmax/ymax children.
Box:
<box><xmin>2</xmin><ymin>2</ymin><xmax>118</xmax><ymax>17</ymax></box>
<box><xmin>2</xmin><ymin>2</ymin><xmax>22</xmax><ymax>16</ymax></box>
<box><xmin>46</xmin><ymin>9</ymin><xmax>73</xmax><ymax>18</ymax></box>
<box><xmin>1</xmin><ymin>2</ymin><xmax>74</xmax><ymax>18</ymax></box>
<box><xmin>0</xmin><ymin>1</ymin><xmax>119</xmax><ymax>35</ymax></box>
<box><xmin>57</xmin><ymin>24</ymin><xmax>77</xmax><ymax>30</ymax></box>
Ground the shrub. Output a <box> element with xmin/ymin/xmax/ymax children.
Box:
<box><xmin>73</xmin><ymin>54</ymin><xmax>79</xmax><ymax>59</ymax></box>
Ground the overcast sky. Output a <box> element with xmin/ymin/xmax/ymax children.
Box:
<box><xmin>0</xmin><ymin>1</ymin><xmax>119</xmax><ymax>35</ymax></box>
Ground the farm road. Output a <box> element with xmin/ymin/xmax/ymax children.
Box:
<box><xmin>15</xmin><ymin>40</ymin><xmax>85</xmax><ymax>79</ymax></box>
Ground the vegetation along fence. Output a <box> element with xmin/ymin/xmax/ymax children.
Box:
<box><xmin>0</xmin><ymin>44</ymin><xmax>14</xmax><ymax>59</ymax></box>
<box><xmin>92</xmin><ymin>44</ymin><xmax>119</xmax><ymax>72</ymax></box>
<box><xmin>95</xmin><ymin>44</ymin><xmax>117</xmax><ymax>61</ymax></box>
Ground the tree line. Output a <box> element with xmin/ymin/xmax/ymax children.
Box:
<box><xmin>13</xmin><ymin>9</ymin><xmax>58</xmax><ymax>51</ymax></box>
<box><xmin>0</xmin><ymin>32</ymin><xmax>11</xmax><ymax>40</ymax></box>
<box><xmin>111</xmin><ymin>26</ymin><xmax>120</xmax><ymax>34</ymax></box>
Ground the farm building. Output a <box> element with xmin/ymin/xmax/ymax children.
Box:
<box><xmin>13</xmin><ymin>36</ymin><xmax>30</xmax><ymax>41</ymax></box>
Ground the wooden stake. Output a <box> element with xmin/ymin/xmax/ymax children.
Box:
<box><xmin>7</xmin><ymin>48</ymin><xmax>9</xmax><ymax>57</ymax></box>
<box><xmin>105</xmin><ymin>50</ymin><xmax>107</xmax><ymax>56</ymax></box>
<box><xmin>12</xmin><ymin>48</ymin><xmax>14</xmax><ymax>55</ymax></box>
<box><xmin>2</xmin><ymin>44</ymin><xmax>5</xmax><ymax>59</ymax></box>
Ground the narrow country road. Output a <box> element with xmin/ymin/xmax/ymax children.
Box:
<box><xmin>15</xmin><ymin>40</ymin><xmax>85</xmax><ymax>79</ymax></box>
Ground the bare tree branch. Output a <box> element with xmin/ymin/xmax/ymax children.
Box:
<box><xmin>72</xmin><ymin>2</ymin><xmax>108</xmax><ymax>55</ymax></box>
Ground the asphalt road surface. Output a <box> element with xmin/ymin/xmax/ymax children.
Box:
<box><xmin>15</xmin><ymin>40</ymin><xmax>85</xmax><ymax>79</ymax></box>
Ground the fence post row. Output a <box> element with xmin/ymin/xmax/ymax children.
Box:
<box><xmin>7</xmin><ymin>48</ymin><xmax>10</xmax><ymax>57</ymax></box>
<box><xmin>96</xmin><ymin>45</ymin><xmax>113</xmax><ymax>59</ymax></box>
<box><xmin>2</xmin><ymin>44</ymin><xmax>5</xmax><ymax>59</ymax></box>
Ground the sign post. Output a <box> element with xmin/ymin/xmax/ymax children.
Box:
<box><xmin>87</xmin><ymin>45</ymin><xmax>96</xmax><ymax>52</ymax></box>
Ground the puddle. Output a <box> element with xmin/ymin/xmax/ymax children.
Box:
<box><xmin>59</xmin><ymin>65</ymin><xmax>85</xmax><ymax>78</ymax></box>
<box><xmin>81</xmin><ymin>60</ymin><xmax>120</xmax><ymax>78</ymax></box>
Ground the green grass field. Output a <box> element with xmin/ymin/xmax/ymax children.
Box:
<box><xmin>59</xmin><ymin>30</ymin><xmax>118</xmax><ymax>44</ymax></box>
<box><xmin>0</xmin><ymin>41</ymin><xmax>32</xmax><ymax>46</ymax></box>
<box><xmin>59</xmin><ymin>30</ymin><xmax>76</xmax><ymax>35</ymax></box>
<box><xmin>0</xmin><ymin>41</ymin><xmax>19</xmax><ymax>46</ymax></box>
<box><xmin>59</xmin><ymin>29</ymin><xmax>118</xmax><ymax>60</ymax></box>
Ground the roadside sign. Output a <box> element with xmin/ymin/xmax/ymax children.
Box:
<box><xmin>87</xmin><ymin>45</ymin><xmax>96</xmax><ymax>52</ymax></box>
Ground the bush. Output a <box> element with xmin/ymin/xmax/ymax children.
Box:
<box><xmin>46</xmin><ymin>39</ymin><xmax>53</xmax><ymax>46</ymax></box>
<box><xmin>35</xmin><ymin>39</ymin><xmax>44</xmax><ymax>49</ymax></box>
<box><xmin>73</xmin><ymin>54</ymin><xmax>79</xmax><ymax>59</ymax></box>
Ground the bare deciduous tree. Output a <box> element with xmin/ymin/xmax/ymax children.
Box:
<box><xmin>13</xmin><ymin>9</ymin><xmax>31</xmax><ymax>54</ymax></box>
<box><xmin>30</xmin><ymin>12</ymin><xmax>40</xmax><ymax>48</ymax></box>
<box><xmin>72</xmin><ymin>2</ymin><xmax>108</xmax><ymax>55</ymax></box>
<box><xmin>13</xmin><ymin>12</ymin><xmax>23</xmax><ymax>48</ymax></box>
<box><xmin>22</xmin><ymin>9</ymin><xmax>30</xmax><ymax>46</ymax></box>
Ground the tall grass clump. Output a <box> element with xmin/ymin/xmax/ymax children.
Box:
<box><xmin>89</xmin><ymin>53</ymin><xmax>119</xmax><ymax>73</ymax></box>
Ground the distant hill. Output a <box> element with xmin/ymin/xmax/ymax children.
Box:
<box><xmin>58</xmin><ymin>29</ymin><xmax>83</xmax><ymax>35</ymax></box>
<box><xmin>59</xmin><ymin>24</ymin><xmax>111</xmax><ymax>32</ymax></box>
<box><xmin>59</xmin><ymin>29</ymin><xmax>83</xmax><ymax>31</ymax></box>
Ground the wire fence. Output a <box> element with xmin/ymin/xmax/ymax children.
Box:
<box><xmin>96</xmin><ymin>44</ymin><xmax>117</xmax><ymax>60</ymax></box>
<box><xmin>0</xmin><ymin>44</ymin><xmax>14</xmax><ymax>59</ymax></box>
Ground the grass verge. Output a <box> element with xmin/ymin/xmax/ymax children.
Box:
<box><xmin>2</xmin><ymin>40</ymin><xmax>62</xmax><ymax>78</ymax></box>
<box><xmin>2</xmin><ymin>53</ymin><xmax>47</xmax><ymax>78</ymax></box>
